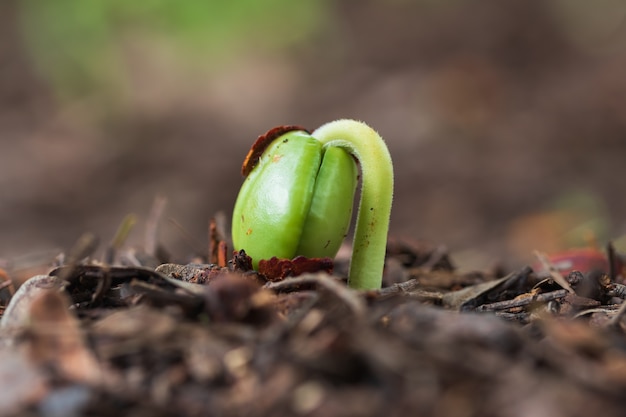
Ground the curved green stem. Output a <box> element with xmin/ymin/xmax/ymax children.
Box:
<box><xmin>312</xmin><ymin>119</ymin><xmax>394</xmax><ymax>289</ymax></box>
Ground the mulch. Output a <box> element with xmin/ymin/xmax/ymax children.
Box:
<box><xmin>1</xmin><ymin>236</ymin><xmax>626</xmax><ymax>417</ymax></box>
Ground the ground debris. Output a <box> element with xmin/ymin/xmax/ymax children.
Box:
<box><xmin>1</xmin><ymin>244</ymin><xmax>626</xmax><ymax>416</ymax></box>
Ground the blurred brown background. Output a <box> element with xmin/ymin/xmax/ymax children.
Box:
<box><xmin>1</xmin><ymin>0</ymin><xmax>626</xmax><ymax>270</ymax></box>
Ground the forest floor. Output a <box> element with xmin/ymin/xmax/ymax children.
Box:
<box><xmin>1</xmin><ymin>232</ymin><xmax>625</xmax><ymax>417</ymax></box>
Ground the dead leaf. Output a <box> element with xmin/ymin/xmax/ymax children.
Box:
<box><xmin>259</xmin><ymin>256</ymin><xmax>333</xmax><ymax>281</ymax></box>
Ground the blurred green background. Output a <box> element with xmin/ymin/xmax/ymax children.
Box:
<box><xmin>2</xmin><ymin>0</ymin><xmax>626</xmax><ymax>270</ymax></box>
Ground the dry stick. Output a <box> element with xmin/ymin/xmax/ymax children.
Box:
<box><xmin>209</xmin><ymin>218</ymin><xmax>219</xmax><ymax>265</ymax></box>
<box><xmin>607</xmin><ymin>241</ymin><xmax>621</xmax><ymax>282</ymax></box>
<box><xmin>533</xmin><ymin>250</ymin><xmax>575</xmax><ymax>294</ymax></box>
<box><xmin>145</xmin><ymin>196</ymin><xmax>168</xmax><ymax>258</ymax></box>
<box><xmin>105</xmin><ymin>214</ymin><xmax>137</xmax><ymax>265</ymax></box>
<box><xmin>90</xmin><ymin>268</ymin><xmax>112</xmax><ymax>306</ymax></box>
<box><xmin>56</xmin><ymin>233</ymin><xmax>99</xmax><ymax>283</ymax></box>
<box><xmin>358</xmin><ymin>278</ymin><xmax>443</xmax><ymax>302</ymax></box>
<box><xmin>377</xmin><ymin>278</ymin><xmax>421</xmax><ymax>296</ymax></box>
<box><xmin>376</xmin><ymin>278</ymin><xmax>443</xmax><ymax>302</ymax></box>
<box><xmin>211</xmin><ymin>211</ymin><xmax>230</xmax><ymax>267</ymax></box>
<box><xmin>209</xmin><ymin>215</ymin><xmax>229</xmax><ymax>266</ymax></box>
<box><xmin>96</xmin><ymin>216</ymin><xmax>136</xmax><ymax>305</ymax></box>
<box><xmin>476</xmin><ymin>289</ymin><xmax>569</xmax><ymax>312</ymax></box>
<box><xmin>265</xmin><ymin>273</ymin><xmax>365</xmax><ymax>317</ymax></box>
<box><xmin>96</xmin><ymin>215</ymin><xmax>136</xmax><ymax>306</ymax></box>
<box><xmin>217</xmin><ymin>241</ymin><xmax>228</xmax><ymax>268</ymax></box>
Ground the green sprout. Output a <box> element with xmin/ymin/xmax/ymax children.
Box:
<box><xmin>232</xmin><ymin>119</ymin><xmax>393</xmax><ymax>289</ymax></box>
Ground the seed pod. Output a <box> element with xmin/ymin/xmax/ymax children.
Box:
<box><xmin>233</xmin><ymin>120</ymin><xmax>393</xmax><ymax>290</ymax></box>
<box><xmin>232</xmin><ymin>129</ymin><xmax>357</xmax><ymax>268</ymax></box>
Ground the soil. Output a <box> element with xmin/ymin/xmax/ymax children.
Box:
<box><xmin>1</xmin><ymin>237</ymin><xmax>626</xmax><ymax>417</ymax></box>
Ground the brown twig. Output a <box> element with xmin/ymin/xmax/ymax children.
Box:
<box><xmin>218</xmin><ymin>241</ymin><xmax>229</xmax><ymax>268</ymax></box>
<box><xmin>209</xmin><ymin>218</ymin><xmax>219</xmax><ymax>265</ymax></box>
<box><xmin>209</xmin><ymin>214</ymin><xmax>229</xmax><ymax>267</ymax></box>
<box><xmin>56</xmin><ymin>233</ymin><xmax>99</xmax><ymax>284</ymax></box>
<box><xmin>105</xmin><ymin>214</ymin><xmax>137</xmax><ymax>265</ymax></box>
<box><xmin>90</xmin><ymin>267</ymin><xmax>112</xmax><ymax>306</ymax></box>
<box><xmin>145</xmin><ymin>196</ymin><xmax>167</xmax><ymax>258</ymax></box>
<box><xmin>533</xmin><ymin>250</ymin><xmax>575</xmax><ymax>294</ymax></box>
<box><xmin>476</xmin><ymin>289</ymin><xmax>569</xmax><ymax>312</ymax></box>
<box><xmin>265</xmin><ymin>273</ymin><xmax>365</xmax><ymax>317</ymax></box>
<box><xmin>377</xmin><ymin>278</ymin><xmax>421</xmax><ymax>296</ymax></box>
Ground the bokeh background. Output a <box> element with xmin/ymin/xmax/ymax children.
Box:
<box><xmin>2</xmin><ymin>0</ymin><xmax>626</xmax><ymax>270</ymax></box>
